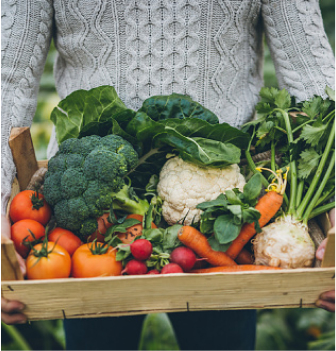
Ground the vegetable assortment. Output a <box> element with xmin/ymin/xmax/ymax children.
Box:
<box><xmin>9</xmin><ymin>85</ymin><xmax>335</xmax><ymax>279</ymax></box>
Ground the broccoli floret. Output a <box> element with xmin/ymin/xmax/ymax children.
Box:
<box><xmin>44</xmin><ymin>135</ymin><xmax>149</xmax><ymax>238</ymax></box>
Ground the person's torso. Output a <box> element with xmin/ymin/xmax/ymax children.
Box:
<box><xmin>53</xmin><ymin>0</ymin><xmax>264</xmax><ymax>126</ymax></box>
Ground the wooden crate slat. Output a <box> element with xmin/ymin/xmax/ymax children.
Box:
<box><xmin>9</xmin><ymin>127</ymin><xmax>38</xmax><ymax>191</ymax></box>
<box><xmin>322</xmin><ymin>228</ymin><xmax>335</xmax><ymax>268</ymax></box>
<box><xmin>1</xmin><ymin>237</ymin><xmax>23</xmax><ymax>281</ymax></box>
<box><xmin>1</xmin><ymin>268</ymin><xmax>334</xmax><ymax>321</ymax></box>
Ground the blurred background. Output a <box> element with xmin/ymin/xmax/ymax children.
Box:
<box><xmin>2</xmin><ymin>2</ymin><xmax>335</xmax><ymax>350</ymax></box>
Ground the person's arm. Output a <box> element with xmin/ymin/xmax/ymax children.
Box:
<box><xmin>1</xmin><ymin>0</ymin><xmax>54</xmax><ymax>324</ymax></box>
<box><xmin>261</xmin><ymin>0</ymin><xmax>335</xmax><ymax>100</ymax></box>
<box><xmin>1</xmin><ymin>0</ymin><xmax>54</xmax><ymax>215</ymax></box>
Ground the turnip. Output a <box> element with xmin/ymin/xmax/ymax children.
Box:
<box><xmin>170</xmin><ymin>246</ymin><xmax>197</xmax><ymax>272</ymax></box>
<box><xmin>160</xmin><ymin>263</ymin><xmax>184</xmax><ymax>274</ymax></box>
<box><xmin>244</xmin><ymin>88</ymin><xmax>335</xmax><ymax>268</ymax></box>
<box><xmin>121</xmin><ymin>259</ymin><xmax>148</xmax><ymax>275</ymax></box>
<box><xmin>130</xmin><ymin>239</ymin><xmax>153</xmax><ymax>261</ymax></box>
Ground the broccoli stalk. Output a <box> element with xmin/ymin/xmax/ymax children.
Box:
<box><xmin>111</xmin><ymin>183</ymin><xmax>150</xmax><ymax>215</ymax></box>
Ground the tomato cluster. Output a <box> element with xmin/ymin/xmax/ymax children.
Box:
<box><xmin>9</xmin><ymin>191</ymin><xmax>128</xmax><ymax>280</ymax></box>
<box><xmin>9</xmin><ymin>191</ymin><xmax>192</xmax><ymax>280</ymax></box>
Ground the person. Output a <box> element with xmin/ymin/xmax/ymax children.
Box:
<box><xmin>1</xmin><ymin>0</ymin><xmax>335</xmax><ymax>349</ymax></box>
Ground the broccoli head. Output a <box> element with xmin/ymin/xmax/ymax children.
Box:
<box><xmin>44</xmin><ymin>135</ymin><xmax>149</xmax><ymax>238</ymax></box>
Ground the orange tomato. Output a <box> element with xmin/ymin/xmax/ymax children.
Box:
<box><xmin>9</xmin><ymin>190</ymin><xmax>52</xmax><ymax>225</ymax></box>
<box><xmin>117</xmin><ymin>214</ymin><xmax>157</xmax><ymax>244</ymax></box>
<box><xmin>48</xmin><ymin>227</ymin><xmax>82</xmax><ymax>256</ymax></box>
<box><xmin>26</xmin><ymin>242</ymin><xmax>71</xmax><ymax>279</ymax></box>
<box><xmin>87</xmin><ymin>213</ymin><xmax>114</xmax><ymax>243</ymax></box>
<box><xmin>11</xmin><ymin>219</ymin><xmax>45</xmax><ymax>258</ymax></box>
<box><xmin>71</xmin><ymin>242</ymin><xmax>122</xmax><ymax>278</ymax></box>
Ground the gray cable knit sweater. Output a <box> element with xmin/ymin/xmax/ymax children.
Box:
<box><xmin>1</xmin><ymin>0</ymin><xmax>335</xmax><ymax>214</ymax></box>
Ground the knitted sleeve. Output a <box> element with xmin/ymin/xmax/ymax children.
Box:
<box><xmin>1</xmin><ymin>0</ymin><xmax>54</xmax><ymax>214</ymax></box>
<box><xmin>261</xmin><ymin>0</ymin><xmax>335</xmax><ymax>100</ymax></box>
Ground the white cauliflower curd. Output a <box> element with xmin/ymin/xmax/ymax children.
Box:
<box><xmin>157</xmin><ymin>156</ymin><xmax>246</xmax><ymax>225</ymax></box>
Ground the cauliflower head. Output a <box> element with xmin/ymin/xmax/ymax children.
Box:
<box><xmin>157</xmin><ymin>156</ymin><xmax>246</xmax><ymax>225</ymax></box>
<box><xmin>43</xmin><ymin>135</ymin><xmax>140</xmax><ymax>237</ymax></box>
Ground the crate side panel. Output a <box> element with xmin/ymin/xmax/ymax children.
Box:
<box><xmin>1</xmin><ymin>269</ymin><xmax>334</xmax><ymax>321</ymax></box>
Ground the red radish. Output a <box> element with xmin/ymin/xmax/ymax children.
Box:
<box><xmin>121</xmin><ymin>260</ymin><xmax>148</xmax><ymax>275</ymax></box>
<box><xmin>147</xmin><ymin>269</ymin><xmax>160</xmax><ymax>275</ymax></box>
<box><xmin>170</xmin><ymin>246</ymin><xmax>197</xmax><ymax>272</ymax></box>
<box><xmin>161</xmin><ymin>263</ymin><xmax>184</xmax><ymax>274</ymax></box>
<box><xmin>130</xmin><ymin>239</ymin><xmax>153</xmax><ymax>261</ymax></box>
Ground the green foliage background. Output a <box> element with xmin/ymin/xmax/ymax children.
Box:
<box><xmin>2</xmin><ymin>2</ymin><xmax>335</xmax><ymax>350</ymax></box>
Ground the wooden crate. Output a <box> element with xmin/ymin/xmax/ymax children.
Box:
<box><xmin>1</xmin><ymin>128</ymin><xmax>335</xmax><ymax>321</ymax></box>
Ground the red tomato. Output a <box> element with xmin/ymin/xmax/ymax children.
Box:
<box><xmin>88</xmin><ymin>213</ymin><xmax>114</xmax><ymax>242</ymax></box>
<box><xmin>9</xmin><ymin>190</ymin><xmax>52</xmax><ymax>225</ymax></box>
<box><xmin>11</xmin><ymin>219</ymin><xmax>45</xmax><ymax>258</ymax></box>
<box><xmin>71</xmin><ymin>242</ymin><xmax>122</xmax><ymax>278</ymax></box>
<box><xmin>26</xmin><ymin>242</ymin><xmax>71</xmax><ymax>279</ymax></box>
<box><xmin>48</xmin><ymin>227</ymin><xmax>82</xmax><ymax>256</ymax></box>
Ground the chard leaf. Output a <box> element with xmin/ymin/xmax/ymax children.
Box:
<box><xmin>297</xmin><ymin>148</ymin><xmax>322</xmax><ymax>179</ymax></box>
<box><xmin>214</xmin><ymin>215</ymin><xmax>240</xmax><ymax>244</ymax></box>
<box><xmin>153</xmin><ymin>132</ymin><xmax>241</xmax><ymax>168</ymax></box>
<box><xmin>51</xmin><ymin>86</ymin><xmax>129</xmax><ymax>144</ymax></box>
<box><xmin>139</xmin><ymin>93</ymin><xmax>219</xmax><ymax>124</ymax></box>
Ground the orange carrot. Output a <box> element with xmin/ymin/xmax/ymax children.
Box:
<box><xmin>178</xmin><ymin>226</ymin><xmax>237</xmax><ymax>266</ymax></box>
<box><xmin>190</xmin><ymin>265</ymin><xmax>281</xmax><ymax>273</ymax></box>
<box><xmin>236</xmin><ymin>248</ymin><xmax>254</xmax><ymax>264</ymax></box>
<box><xmin>226</xmin><ymin>191</ymin><xmax>283</xmax><ymax>260</ymax></box>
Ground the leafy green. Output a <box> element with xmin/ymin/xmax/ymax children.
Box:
<box><xmin>51</xmin><ymin>86</ymin><xmax>129</xmax><ymax>144</ymax></box>
<box><xmin>51</xmin><ymin>86</ymin><xmax>250</xmax><ymax>193</ymax></box>
<box><xmin>139</xmin><ymin>93</ymin><xmax>219</xmax><ymax>124</ymax></box>
<box><xmin>197</xmin><ymin>173</ymin><xmax>263</xmax><ymax>250</ymax></box>
<box><xmin>243</xmin><ymin>86</ymin><xmax>335</xmax><ymax>223</ymax></box>
<box><xmin>297</xmin><ymin>148</ymin><xmax>322</xmax><ymax>179</ymax></box>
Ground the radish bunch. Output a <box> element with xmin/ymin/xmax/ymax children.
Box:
<box><xmin>120</xmin><ymin>236</ymin><xmax>203</xmax><ymax>275</ymax></box>
<box><xmin>122</xmin><ymin>239</ymin><xmax>153</xmax><ymax>275</ymax></box>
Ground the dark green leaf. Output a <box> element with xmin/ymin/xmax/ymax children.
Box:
<box><xmin>243</xmin><ymin>173</ymin><xmax>263</xmax><ymax>202</ymax></box>
<box><xmin>242</xmin><ymin>208</ymin><xmax>261</xmax><ymax>224</ymax></box>
<box><xmin>227</xmin><ymin>205</ymin><xmax>242</xmax><ymax>220</ymax></box>
<box><xmin>225</xmin><ymin>190</ymin><xmax>244</xmax><ymax>206</ymax></box>
<box><xmin>139</xmin><ymin>93</ymin><xmax>219</xmax><ymax>124</ymax></box>
<box><xmin>213</xmin><ymin>214</ymin><xmax>241</xmax><ymax>244</ymax></box>
<box><xmin>274</xmin><ymin>89</ymin><xmax>292</xmax><ymax>109</ymax></box>
<box><xmin>207</xmin><ymin>235</ymin><xmax>231</xmax><ymax>252</ymax></box>
<box><xmin>297</xmin><ymin>148</ymin><xmax>322</xmax><ymax>179</ymax></box>
<box><xmin>196</xmin><ymin>194</ymin><xmax>228</xmax><ymax>210</ymax></box>
<box><xmin>162</xmin><ymin>224</ymin><xmax>183</xmax><ymax>252</ymax></box>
